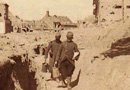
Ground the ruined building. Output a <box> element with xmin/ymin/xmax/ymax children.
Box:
<box><xmin>0</xmin><ymin>3</ymin><xmax>77</xmax><ymax>33</ymax></box>
<box><xmin>0</xmin><ymin>3</ymin><xmax>13</xmax><ymax>33</ymax></box>
<box><xmin>18</xmin><ymin>11</ymin><xmax>77</xmax><ymax>31</ymax></box>
<box><xmin>41</xmin><ymin>11</ymin><xmax>77</xmax><ymax>31</ymax></box>
<box><xmin>93</xmin><ymin>0</ymin><xmax>130</xmax><ymax>24</ymax></box>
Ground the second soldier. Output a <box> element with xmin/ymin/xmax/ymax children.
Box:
<box><xmin>45</xmin><ymin>32</ymin><xmax>62</xmax><ymax>81</ymax></box>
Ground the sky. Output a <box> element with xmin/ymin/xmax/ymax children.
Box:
<box><xmin>1</xmin><ymin>0</ymin><xmax>93</xmax><ymax>22</ymax></box>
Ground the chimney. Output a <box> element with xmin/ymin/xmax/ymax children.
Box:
<box><xmin>46</xmin><ymin>11</ymin><xmax>50</xmax><ymax>17</ymax></box>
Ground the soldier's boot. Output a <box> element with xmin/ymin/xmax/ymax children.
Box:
<box><xmin>62</xmin><ymin>81</ymin><xmax>66</xmax><ymax>86</ymax></box>
<box><xmin>56</xmin><ymin>77</ymin><xmax>60</xmax><ymax>83</ymax></box>
<box><xmin>67</xmin><ymin>77</ymin><xmax>72</xmax><ymax>90</ymax></box>
<box><xmin>61</xmin><ymin>77</ymin><xmax>66</xmax><ymax>86</ymax></box>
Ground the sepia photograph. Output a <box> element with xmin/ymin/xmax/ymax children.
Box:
<box><xmin>0</xmin><ymin>0</ymin><xmax>130</xmax><ymax>90</ymax></box>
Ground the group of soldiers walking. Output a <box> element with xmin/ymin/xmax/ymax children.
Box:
<box><xmin>44</xmin><ymin>31</ymin><xmax>80</xmax><ymax>90</ymax></box>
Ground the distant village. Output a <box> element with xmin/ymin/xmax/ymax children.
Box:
<box><xmin>0</xmin><ymin>3</ymin><xmax>79</xmax><ymax>33</ymax></box>
<box><xmin>1</xmin><ymin>0</ymin><xmax>130</xmax><ymax>33</ymax></box>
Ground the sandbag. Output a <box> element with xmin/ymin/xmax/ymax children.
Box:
<box><xmin>52</xmin><ymin>66</ymin><xmax>60</xmax><ymax>78</ymax></box>
<box><xmin>42</xmin><ymin>63</ymin><xmax>48</xmax><ymax>72</ymax></box>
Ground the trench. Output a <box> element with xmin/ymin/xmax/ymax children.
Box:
<box><xmin>0</xmin><ymin>45</ymin><xmax>46</xmax><ymax>90</ymax></box>
<box><xmin>0</xmin><ymin>60</ymin><xmax>15</xmax><ymax>90</ymax></box>
<box><xmin>10</xmin><ymin>54</ymin><xmax>38</xmax><ymax>90</ymax></box>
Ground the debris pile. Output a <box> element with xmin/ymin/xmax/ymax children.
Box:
<box><xmin>0</xmin><ymin>31</ymin><xmax>54</xmax><ymax>90</ymax></box>
<box><xmin>102</xmin><ymin>37</ymin><xmax>130</xmax><ymax>58</ymax></box>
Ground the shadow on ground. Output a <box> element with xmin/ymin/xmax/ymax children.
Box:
<box><xmin>70</xmin><ymin>69</ymin><xmax>81</xmax><ymax>88</ymax></box>
<box><xmin>57</xmin><ymin>69</ymin><xmax>81</xmax><ymax>89</ymax></box>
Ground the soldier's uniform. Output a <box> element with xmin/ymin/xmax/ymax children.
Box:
<box><xmin>56</xmin><ymin>40</ymin><xmax>80</xmax><ymax>79</ymax></box>
<box><xmin>45</xmin><ymin>40</ymin><xmax>62</xmax><ymax>72</ymax></box>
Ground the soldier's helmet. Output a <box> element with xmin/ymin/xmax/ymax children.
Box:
<box><xmin>66</xmin><ymin>31</ymin><xmax>73</xmax><ymax>40</ymax></box>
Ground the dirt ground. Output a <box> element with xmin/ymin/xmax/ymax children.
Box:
<box><xmin>0</xmin><ymin>18</ymin><xmax>130</xmax><ymax>90</ymax></box>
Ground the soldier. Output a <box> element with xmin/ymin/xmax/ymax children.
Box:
<box><xmin>56</xmin><ymin>31</ymin><xmax>80</xmax><ymax>90</ymax></box>
<box><xmin>45</xmin><ymin>32</ymin><xmax>62</xmax><ymax>80</ymax></box>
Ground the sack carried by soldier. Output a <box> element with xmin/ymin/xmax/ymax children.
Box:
<box><xmin>52</xmin><ymin>66</ymin><xmax>60</xmax><ymax>78</ymax></box>
<box><xmin>42</xmin><ymin>63</ymin><xmax>48</xmax><ymax>72</ymax></box>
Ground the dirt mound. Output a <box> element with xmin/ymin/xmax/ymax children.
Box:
<box><xmin>60</xmin><ymin>19</ymin><xmax>130</xmax><ymax>90</ymax></box>
<box><xmin>0</xmin><ymin>31</ymin><xmax>53</xmax><ymax>90</ymax></box>
<box><xmin>74</xmin><ymin>55</ymin><xmax>130</xmax><ymax>90</ymax></box>
<box><xmin>102</xmin><ymin>37</ymin><xmax>130</xmax><ymax>58</ymax></box>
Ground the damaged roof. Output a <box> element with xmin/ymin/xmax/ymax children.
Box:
<box><xmin>41</xmin><ymin>14</ymin><xmax>73</xmax><ymax>29</ymax></box>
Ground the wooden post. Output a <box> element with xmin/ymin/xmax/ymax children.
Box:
<box><xmin>122</xmin><ymin>0</ymin><xmax>125</xmax><ymax>22</ymax></box>
<box><xmin>98</xmin><ymin>0</ymin><xmax>101</xmax><ymax>25</ymax></box>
